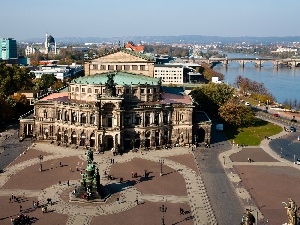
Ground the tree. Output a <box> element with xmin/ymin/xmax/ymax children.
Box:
<box><xmin>191</xmin><ymin>82</ymin><xmax>235</xmax><ymax>117</ymax></box>
<box><xmin>219</xmin><ymin>99</ymin><xmax>255</xmax><ymax>127</ymax></box>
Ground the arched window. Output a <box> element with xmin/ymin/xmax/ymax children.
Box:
<box><xmin>135</xmin><ymin>114</ymin><xmax>141</xmax><ymax>125</ymax></box>
<box><xmin>72</xmin><ymin>112</ymin><xmax>77</xmax><ymax>123</ymax></box>
<box><xmin>90</xmin><ymin>114</ymin><xmax>95</xmax><ymax>124</ymax></box>
<box><xmin>43</xmin><ymin>110</ymin><xmax>47</xmax><ymax>119</ymax></box>
<box><xmin>80</xmin><ymin>113</ymin><xmax>87</xmax><ymax>124</ymax></box>
<box><xmin>57</xmin><ymin>110</ymin><xmax>62</xmax><ymax>120</ymax></box>
<box><xmin>64</xmin><ymin>111</ymin><xmax>69</xmax><ymax>121</ymax></box>
<box><xmin>88</xmin><ymin>88</ymin><xmax>92</xmax><ymax>93</ymax></box>
<box><xmin>75</xmin><ymin>87</ymin><xmax>79</xmax><ymax>92</ymax></box>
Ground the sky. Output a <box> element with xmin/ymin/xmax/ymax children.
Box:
<box><xmin>2</xmin><ymin>0</ymin><xmax>300</xmax><ymax>41</ymax></box>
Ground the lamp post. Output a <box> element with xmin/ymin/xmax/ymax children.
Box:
<box><xmin>159</xmin><ymin>204</ymin><xmax>167</xmax><ymax>225</ymax></box>
<box><xmin>159</xmin><ymin>159</ymin><xmax>164</xmax><ymax>176</ymax></box>
<box><xmin>38</xmin><ymin>155</ymin><xmax>43</xmax><ymax>172</ymax></box>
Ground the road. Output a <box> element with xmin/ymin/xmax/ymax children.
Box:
<box><xmin>0</xmin><ymin>124</ymin><xmax>32</xmax><ymax>171</ymax></box>
<box><xmin>194</xmin><ymin>127</ymin><xmax>244</xmax><ymax>225</ymax></box>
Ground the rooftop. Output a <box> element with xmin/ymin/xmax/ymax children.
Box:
<box><xmin>71</xmin><ymin>72</ymin><xmax>161</xmax><ymax>86</ymax></box>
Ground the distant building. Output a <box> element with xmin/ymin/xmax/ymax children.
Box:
<box><xmin>271</xmin><ymin>46</ymin><xmax>297</xmax><ymax>53</ymax></box>
<box><xmin>25</xmin><ymin>45</ymin><xmax>38</xmax><ymax>56</ymax></box>
<box><xmin>154</xmin><ymin>64</ymin><xmax>184</xmax><ymax>84</ymax></box>
<box><xmin>0</xmin><ymin>38</ymin><xmax>17</xmax><ymax>60</ymax></box>
<box><xmin>30</xmin><ymin>63</ymin><xmax>83</xmax><ymax>81</ymax></box>
<box><xmin>125</xmin><ymin>41</ymin><xmax>144</xmax><ymax>53</ymax></box>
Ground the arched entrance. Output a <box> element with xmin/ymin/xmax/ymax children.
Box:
<box><xmin>196</xmin><ymin>128</ymin><xmax>205</xmax><ymax>144</ymax></box>
<box><xmin>145</xmin><ymin>132</ymin><xmax>151</xmax><ymax>148</ymax></box>
<box><xmin>90</xmin><ymin>133</ymin><xmax>95</xmax><ymax>147</ymax></box>
<box><xmin>71</xmin><ymin>131</ymin><xmax>77</xmax><ymax>144</ymax></box>
<box><xmin>44</xmin><ymin>128</ymin><xmax>49</xmax><ymax>139</ymax></box>
<box><xmin>57</xmin><ymin>129</ymin><xmax>62</xmax><ymax>142</ymax></box>
<box><xmin>155</xmin><ymin>131</ymin><xmax>160</xmax><ymax>147</ymax></box>
<box><xmin>63</xmin><ymin>130</ymin><xmax>68</xmax><ymax>143</ymax></box>
<box><xmin>80</xmin><ymin>133</ymin><xmax>86</xmax><ymax>146</ymax></box>
<box><xmin>123</xmin><ymin>133</ymin><xmax>131</xmax><ymax>151</ymax></box>
<box><xmin>104</xmin><ymin>135</ymin><xmax>114</xmax><ymax>150</ymax></box>
<box><xmin>134</xmin><ymin>133</ymin><xmax>140</xmax><ymax>148</ymax></box>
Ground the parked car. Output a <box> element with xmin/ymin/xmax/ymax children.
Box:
<box><xmin>245</xmin><ymin>102</ymin><xmax>250</xmax><ymax>106</ymax></box>
<box><xmin>274</xmin><ymin>113</ymin><xmax>279</xmax><ymax>117</ymax></box>
<box><xmin>295</xmin><ymin>158</ymin><xmax>300</xmax><ymax>165</ymax></box>
<box><xmin>291</xmin><ymin>118</ymin><xmax>297</xmax><ymax>123</ymax></box>
<box><xmin>290</xmin><ymin>126</ymin><xmax>296</xmax><ymax>132</ymax></box>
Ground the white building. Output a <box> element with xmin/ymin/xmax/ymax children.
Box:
<box><xmin>30</xmin><ymin>63</ymin><xmax>83</xmax><ymax>81</ymax></box>
<box><xmin>154</xmin><ymin>65</ymin><xmax>184</xmax><ymax>84</ymax></box>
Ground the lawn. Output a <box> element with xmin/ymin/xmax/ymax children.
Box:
<box><xmin>224</xmin><ymin>118</ymin><xmax>282</xmax><ymax>146</ymax></box>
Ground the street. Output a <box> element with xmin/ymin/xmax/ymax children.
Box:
<box><xmin>194</xmin><ymin>127</ymin><xmax>244</xmax><ymax>224</ymax></box>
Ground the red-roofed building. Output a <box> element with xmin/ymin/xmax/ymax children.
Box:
<box><xmin>125</xmin><ymin>41</ymin><xmax>145</xmax><ymax>53</ymax></box>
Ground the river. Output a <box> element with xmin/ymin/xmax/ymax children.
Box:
<box><xmin>213</xmin><ymin>53</ymin><xmax>300</xmax><ymax>104</ymax></box>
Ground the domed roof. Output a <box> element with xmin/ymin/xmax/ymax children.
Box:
<box><xmin>47</xmin><ymin>35</ymin><xmax>55</xmax><ymax>44</ymax></box>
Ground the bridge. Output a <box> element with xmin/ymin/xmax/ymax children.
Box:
<box><xmin>196</xmin><ymin>57</ymin><xmax>300</xmax><ymax>68</ymax></box>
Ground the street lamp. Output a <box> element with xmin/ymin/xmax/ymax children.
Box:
<box><xmin>159</xmin><ymin>159</ymin><xmax>164</xmax><ymax>176</ymax></box>
<box><xmin>159</xmin><ymin>204</ymin><xmax>167</xmax><ymax>225</ymax></box>
<box><xmin>38</xmin><ymin>155</ymin><xmax>44</xmax><ymax>172</ymax></box>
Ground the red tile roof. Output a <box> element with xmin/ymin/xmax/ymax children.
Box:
<box><xmin>125</xmin><ymin>43</ymin><xmax>144</xmax><ymax>53</ymax></box>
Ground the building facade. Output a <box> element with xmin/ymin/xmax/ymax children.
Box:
<box><xmin>84</xmin><ymin>48</ymin><xmax>155</xmax><ymax>77</ymax></box>
<box><xmin>0</xmin><ymin>38</ymin><xmax>17</xmax><ymax>60</ymax></box>
<box><xmin>20</xmin><ymin>50</ymin><xmax>211</xmax><ymax>153</ymax></box>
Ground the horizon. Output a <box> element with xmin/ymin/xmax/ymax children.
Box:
<box><xmin>2</xmin><ymin>0</ymin><xmax>300</xmax><ymax>41</ymax></box>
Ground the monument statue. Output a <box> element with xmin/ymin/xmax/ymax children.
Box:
<box><xmin>241</xmin><ymin>209</ymin><xmax>255</xmax><ymax>225</ymax></box>
<box><xmin>73</xmin><ymin>147</ymin><xmax>105</xmax><ymax>201</ymax></box>
<box><xmin>285</xmin><ymin>198</ymin><xmax>298</xmax><ymax>225</ymax></box>
<box><xmin>105</xmin><ymin>73</ymin><xmax>116</xmax><ymax>97</ymax></box>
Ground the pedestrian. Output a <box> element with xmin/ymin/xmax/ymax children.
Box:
<box><xmin>112</xmin><ymin>158</ymin><xmax>115</xmax><ymax>164</ymax></box>
<box><xmin>19</xmin><ymin>205</ymin><xmax>22</xmax><ymax>213</ymax></box>
<box><xmin>116</xmin><ymin>197</ymin><xmax>120</xmax><ymax>204</ymax></box>
<box><xmin>180</xmin><ymin>207</ymin><xmax>184</xmax><ymax>215</ymax></box>
<box><xmin>59</xmin><ymin>181</ymin><xmax>61</xmax><ymax>185</ymax></box>
<box><xmin>144</xmin><ymin>169</ymin><xmax>147</xmax><ymax>177</ymax></box>
<box><xmin>136</xmin><ymin>197</ymin><xmax>139</xmax><ymax>205</ymax></box>
<box><xmin>9</xmin><ymin>197</ymin><xmax>11</xmax><ymax>203</ymax></box>
<box><xmin>60</xmin><ymin>161</ymin><xmax>62</xmax><ymax>167</ymax></box>
<box><xmin>131</xmin><ymin>171</ymin><xmax>134</xmax><ymax>178</ymax></box>
<box><xmin>32</xmin><ymin>201</ymin><xmax>35</xmax><ymax>208</ymax></box>
<box><xmin>76</xmin><ymin>166</ymin><xmax>79</xmax><ymax>171</ymax></box>
<box><xmin>11</xmin><ymin>193</ymin><xmax>14</xmax><ymax>200</ymax></box>
<box><xmin>70</xmin><ymin>168</ymin><xmax>72</xmax><ymax>172</ymax></box>
<box><xmin>67</xmin><ymin>180</ymin><xmax>70</xmax><ymax>186</ymax></box>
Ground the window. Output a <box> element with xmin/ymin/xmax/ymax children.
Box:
<box><xmin>124</xmin><ymin>65</ymin><xmax>130</xmax><ymax>70</ymax></box>
<box><xmin>75</xmin><ymin>87</ymin><xmax>79</xmax><ymax>92</ymax></box>
<box><xmin>132</xmin><ymin>65</ymin><xmax>138</xmax><ymax>70</ymax></box>
<box><xmin>57</xmin><ymin>110</ymin><xmax>62</xmax><ymax>120</ymax></box>
<box><xmin>141</xmin><ymin>89</ymin><xmax>145</xmax><ymax>94</ymax></box>
<box><xmin>140</xmin><ymin>65</ymin><xmax>145</xmax><ymax>71</ymax></box>
<box><xmin>81</xmin><ymin>88</ymin><xmax>85</xmax><ymax>92</ymax></box>
<box><xmin>100</xmin><ymin>65</ymin><xmax>106</xmax><ymax>70</ymax></box>
<box><xmin>108</xmin><ymin>65</ymin><xmax>114</xmax><ymax>70</ymax></box>
<box><xmin>64</xmin><ymin>111</ymin><xmax>69</xmax><ymax>121</ymax></box>
<box><xmin>90</xmin><ymin>114</ymin><xmax>95</xmax><ymax>124</ymax></box>
<box><xmin>72</xmin><ymin>112</ymin><xmax>77</xmax><ymax>123</ymax></box>
<box><xmin>116</xmin><ymin>65</ymin><xmax>122</xmax><ymax>70</ymax></box>
<box><xmin>147</xmin><ymin>89</ymin><xmax>151</xmax><ymax>94</ymax></box>
<box><xmin>135</xmin><ymin>114</ymin><xmax>141</xmax><ymax>125</ymax></box>
<box><xmin>95</xmin><ymin>89</ymin><xmax>99</xmax><ymax>93</ymax></box>
<box><xmin>107</xmin><ymin>117</ymin><xmax>112</xmax><ymax>127</ymax></box>
<box><xmin>88</xmin><ymin>88</ymin><xmax>92</xmax><ymax>93</ymax></box>
<box><xmin>80</xmin><ymin>113</ymin><xmax>87</xmax><ymax>124</ymax></box>
<box><xmin>124</xmin><ymin>115</ymin><xmax>131</xmax><ymax>127</ymax></box>
<box><xmin>43</xmin><ymin>110</ymin><xmax>47</xmax><ymax>119</ymax></box>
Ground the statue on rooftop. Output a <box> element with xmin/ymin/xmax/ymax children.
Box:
<box><xmin>105</xmin><ymin>73</ymin><xmax>116</xmax><ymax>97</ymax></box>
